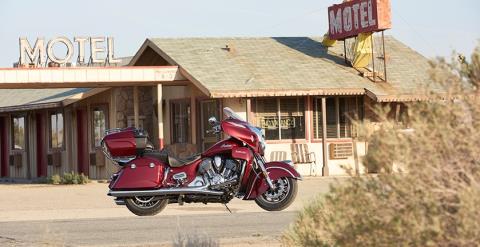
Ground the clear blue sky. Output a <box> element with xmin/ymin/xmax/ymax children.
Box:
<box><xmin>0</xmin><ymin>0</ymin><xmax>478</xmax><ymax>67</ymax></box>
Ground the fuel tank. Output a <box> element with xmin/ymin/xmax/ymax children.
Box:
<box><xmin>202</xmin><ymin>138</ymin><xmax>240</xmax><ymax>157</ymax></box>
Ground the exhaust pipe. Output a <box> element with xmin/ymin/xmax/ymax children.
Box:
<box><xmin>108</xmin><ymin>185</ymin><xmax>224</xmax><ymax>197</ymax></box>
<box><xmin>114</xmin><ymin>198</ymin><xmax>126</xmax><ymax>205</ymax></box>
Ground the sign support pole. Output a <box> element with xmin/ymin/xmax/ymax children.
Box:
<box><xmin>382</xmin><ymin>31</ymin><xmax>388</xmax><ymax>82</ymax></box>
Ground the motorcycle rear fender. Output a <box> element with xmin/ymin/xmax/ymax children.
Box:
<box><xmin>243</xmin><ymin>161</ymin><xmax>301</xmax><ymax>200</ymax></box>
<box><xmin>109</xmin><ymin>157</ymin><xmax>166</xmax><ymax>190</ymax></box>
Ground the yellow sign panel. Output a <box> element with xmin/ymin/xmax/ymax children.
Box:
<box><xmin>261</xmin><ymin>117</ymin><xmax>296</xmax><ymax>130</ymax></box>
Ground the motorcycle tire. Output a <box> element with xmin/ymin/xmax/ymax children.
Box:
<box><xmin>125</xmin><ymin>197</ymin><xmax>169</xmax><ymax>216</ymax></box>
<box><xmin>255</xmin><ymin>177</ymin><xmax>298</xmax><ymax>211</ymax></box>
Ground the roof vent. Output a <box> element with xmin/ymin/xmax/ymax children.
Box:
<box><xmin>222</xmin><ymin>43</ymin><xmax>236</xmax><ymax>54</ymax></box>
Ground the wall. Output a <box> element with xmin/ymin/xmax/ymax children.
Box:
<box><xmin>71</xmin><ymin>89</ymin><xmax>117</xmax><ymax>180</ymax></box>
<box><xmin>222</xmin><ymin>98</ymin><xmax>247</xmax><ymax>121</ymax></box>
<box><xmin>220</xmin><ymin>96</ymin><xmax>372</xmax><ymax>177</ymax></box>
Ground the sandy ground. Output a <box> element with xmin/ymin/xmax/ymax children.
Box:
<box><xmin>0</xmin><ymin>177</ymin><xmax>346</xmax><ymax>246</ymax></box>
<box><xmin>0</xmin><ymin>177</ymin><xmax>343</xmax><ymax>222</ymax></box>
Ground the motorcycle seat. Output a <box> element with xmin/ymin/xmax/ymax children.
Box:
<box><xmin>143</xmin><ymin>149</ymin><xmax>200</xmax><ymax>168</ymax></box>
<box><xmin>168</xmin><ymin>154</ymin><xmax>201</xmax><ymax>167</ymax></box>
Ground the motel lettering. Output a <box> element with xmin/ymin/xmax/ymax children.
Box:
<box><xmin>19</xmin><ymin>36</ymin><xmax>122</xmax><ymax>66</ymax></box>
<box><xmin>328</xmin><ymin>0</ymin><xmax>391</xmax><ymax>40</ymax></box>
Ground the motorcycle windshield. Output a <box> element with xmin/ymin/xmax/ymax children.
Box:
<box><xmin>223</xmin><ymin>107</ymin><xmax>245</xmax><ymax>122</ymax></box>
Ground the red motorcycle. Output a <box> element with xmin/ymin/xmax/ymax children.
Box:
<box><xmin>102</xmin><ymin>107</ymin><xmax>301</xmax><ymax>216</ymax></box>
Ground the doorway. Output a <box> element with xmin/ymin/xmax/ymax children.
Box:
<box><xmin>200</xmin><ymin>100</ymin><xmax>220</xmax><ymax>151</ymax></box>
<box><xmin>0</xmin><ymin>117</ymin><xmax>7</xmax><ymax>177</ymax></box>
<box><xmin>36</xmin><ymin>113</ymin><xmax>47</xmax><ymax>177</ymax></box>
<box><xmin>76</xmin><ymin>109</ymin><xmax>89</xmax><ymax>175</ymax></box>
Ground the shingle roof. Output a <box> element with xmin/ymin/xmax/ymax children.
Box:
<box><xmin>0</xmin><ymin>57</ymin><xmax>132</xmax><ymax>112</ymax></box>
<box><xmin>0</xmin><ymin>88</ymin><xmax>91</xmax><ymax>112</ymax></box>
<box><xmin>149</xmin><ymin>36</ymin><xmax>445</xmax><ymax>101</ymax></box>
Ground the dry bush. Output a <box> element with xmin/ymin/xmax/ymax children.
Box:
<box><xmin>172</xmin><ymin>231</ymin><xmax>219</xmax><ymax>247</ymax></box>
<box><xmin>283</xmin><ymin>46</ymin><xmax>480</xmax><ymax>247</ymax></box>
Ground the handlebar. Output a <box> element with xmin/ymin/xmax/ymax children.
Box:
<box><xmin>206</xmin><ymin>124</ymin><xmax>221</xmax><ymax>134</ymax></box>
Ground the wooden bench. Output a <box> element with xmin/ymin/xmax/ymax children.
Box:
<box><xmin>291</xmin><ymin>143</ymin><xmax>317</xmax><ymax>176</ymax></box>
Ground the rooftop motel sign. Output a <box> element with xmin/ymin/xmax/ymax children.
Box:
<box><xmin>328</xmin><ymin>0</ymin><xmax>391</xmax><ymax>40</ymax></box>
<box><xmin>19</xmin><ymin>36</ymin><xmax>122</xmax><ymax>66</ymax></box>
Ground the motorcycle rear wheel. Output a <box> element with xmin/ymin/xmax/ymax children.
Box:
<box><xmin>255</xmin><ymin>177</ymin><xmax>298</xmax><ymax>211</ymax></box>
<box><xmin>125</xmin><ymin>196</ymin><xmax>168</xmax><ymax>216</ymax></box>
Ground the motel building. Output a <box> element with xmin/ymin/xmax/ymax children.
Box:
<box><xmin>0</xmin><ymin>35</ymin><xmax>444</xmax><ymax>181</ymax></box>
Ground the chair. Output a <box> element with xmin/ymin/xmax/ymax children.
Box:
<box><xmin>270</xmin><ymin>151</ymin><xmax>287</xmax><ymax>162</ymax></box>
<box><xmin>291</xmin><ymin>144</ymin><xmax>317</xmax><ymax>176</ymax></box>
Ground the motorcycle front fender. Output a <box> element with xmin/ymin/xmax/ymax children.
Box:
<box><xmin>243</xmin><ymin>161</ymin><xmax>302</xmax><ymax>200</ymax></box>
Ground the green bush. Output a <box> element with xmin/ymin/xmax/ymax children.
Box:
<box><xmin>48</xmin><ymin>174</ymin><xmax>62</xmax><ymax>185</ymax></box>
<box><xmin>283</xmin><ymin>47</ymin><xmax>480</xmax><ymax>246</ymax></box>
<box><xmin>47</xmin><ymin>172</ymin><xmax>89</xmax><ymax>185</ymax></box>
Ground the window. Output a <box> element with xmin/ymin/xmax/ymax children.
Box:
<box><xmin>50</xmin><ymin>112</ymin><xmax>64</xmax><ymax>149</ymax></box>
<box><xmin>12</xmin><ymin>116</ymin><xmax>25</xmax><ymax>150</ymax></box>
<box><xmin>171</xmin><ymin>100</ymin><xmax>191</xmax><ymax>143</ymax></box>
<box><xmin>254</xmin><ymin>97</ymin><xmax>305</xmax><ymax>140</ymax></box>
<box><xmin>313</xmin><ymin>96</ymin><xmax>363</xmax><ymax>139</ymax></box>
<box><xmin>92</xmin><ymin>106</ymin><xmax>108</xmax><ymax>148</ymax></box>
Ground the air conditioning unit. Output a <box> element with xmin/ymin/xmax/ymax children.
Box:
<box><xmin>90</xmin><ymin>150</ymin><xmax>106</xmax><ymax>167</ymax></box>
<box><xmin>329</xmin><ymin>143</ymin><xmax>353</xmax><ymax>160</ymax></box>
<box><xmin>47</xmin><ymin>152</ymin><xmax>62</xmax><ymax>167</ymax></box>
<box><xmin>9</xmin><ymin>153</ymin><xmax>23</xmax><ymax>167</ymax></box>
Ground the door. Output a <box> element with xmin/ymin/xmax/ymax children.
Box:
<box><xmin>76</xmin><ymin>109</ymin><xmax>89</xmax><ymax>175</ymax></box>
<box><xmin>200</xmin><ymin>100</ymin><xmax>220</xmax><ymax>151</ymax></box>
<box><xmin>0</xmin><ymin>117</ymin><xmax>7</xmax><ymax>177</ymax></box>
<box><xmin>36</xmin><ymin>113</ymin><xmax>46</xmax><ymax>177</ymax></box>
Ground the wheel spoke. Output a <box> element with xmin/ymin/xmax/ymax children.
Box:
<box><xmin>262</xmin><ymin>178</ymin><xmax>290</xmax><ymax>203</ymax></box>
<box><xmin>132</xmin><ymin>196</ymin><xmax>160</xmax><ymax>209</ymax></box>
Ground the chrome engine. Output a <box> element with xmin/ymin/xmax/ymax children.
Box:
<box><xmin>192</xmin><ymin>156</ymin><xmax>240</xmax><ymax>189</ymax></box>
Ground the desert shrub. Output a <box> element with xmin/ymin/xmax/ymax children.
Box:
<box><xmin>47</xmin><ymin>172</ymin><xmax>89</xmax><ymax>185</ymax></box>
<box><xmin>283</xmin><ymin>47</ymin><xmax>480</xmax><ymax>246</ymax></box>
<box><xmin>173</xmin><ymin>232</ymin><xmax>219</xmax><ymax>247</ymax></box>
<box><xmin>47</xmin><ymin>174</ymin><xmax>62</xmax><ymax>185</ymax></box>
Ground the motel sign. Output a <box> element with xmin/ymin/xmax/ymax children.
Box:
<box><xmin>19</xmin><ymin>36</ymin><xmax>122</xmax><ymax>66</ymax></box>
<box><xmin>328</xmin><ymin>0</ymin><xmax>391</xmax><ymax>40</ymax></box>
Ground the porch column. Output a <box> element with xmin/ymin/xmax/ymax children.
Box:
<box><xmin>321</xmin><ymin>97</ymin><xmax>329</xmax><ymax>176</ymax></box>
<box><xmin>133</xmin><ymin>86</ymin><xmax>139</xmax><ymax>128</ymax></box>
<box><xmin>157</xmin><ymin>84</ymin><xmax>164</xmax><ymax>149</ymax></box>
<box><xmin>190</xmin><ymin>93</ymin><xmax>196</xmax><ymax>145</ymax></box>
<box><xmin>246</xmin><ymin>98</ymin><xmax>252</xmax><ymax>123</ymax></box>
<box><xmin>306</xmin><ymin>96</ymin><xmax>312</xmax><ymax>141</ymax></box>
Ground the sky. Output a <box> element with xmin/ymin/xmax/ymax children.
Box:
<box><xmin>0</xmin><ymin>0</ymin><xmax>479</xmax><ymax>67</ymax></box>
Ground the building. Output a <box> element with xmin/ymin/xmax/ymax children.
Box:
<box><xmin>0</xmin><ymin>36</ymin><xmax>444</xmax><ymax>180</ymax></box>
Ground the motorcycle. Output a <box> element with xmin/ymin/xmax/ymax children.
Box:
<box><xmin>102</xmin><ymin>107</ymin><xmax>301</xmax><ymax>216</ymax></box>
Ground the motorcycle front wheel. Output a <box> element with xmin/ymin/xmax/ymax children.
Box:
<box><xmin>255</xmin><ymin>177</ymin><xmax>298</xmax><ymax>211</ymax></box>
<box><xmin>125</xmin><ymin>196</ymin><xmax>168</xmax><ymax>216</ymax></box>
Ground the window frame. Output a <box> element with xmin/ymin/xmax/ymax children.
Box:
<box><xmin>48</xmin><ymin>110</ymin><xmax>65</xmax><ymax>151</ymax></box>
<box><xmin>91</xmin><ymin>104</ymin><xmax>109</xmax><ymax>150</ymax></box>
<box><xmin>170</xmin><ymin>98</ymin><xmax>191</xmax><ymax>144</ymax></box>
<box><xmin>254</xmin><ymin>97</ymin><xmax>307</xmax><ymax>143</ymax></box>
<box><xmin>11</xmin><ymin>115</ymin><xmax>26</xmax><ymax>151</ymax></box>
<box><xmin>311</xmin><ymin>96</ymin><xmax>364</xmax><ymax>141</ymax></box>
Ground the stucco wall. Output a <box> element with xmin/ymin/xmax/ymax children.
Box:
<box><xmin>222</xmin><ymin>98</ymin><xmax>247</xmax><ymax>121</ymax></box>
<box><xmin>220</xmin><ymin>97</ymin><xmax>369</xmax><ymax>176</ymax></box>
